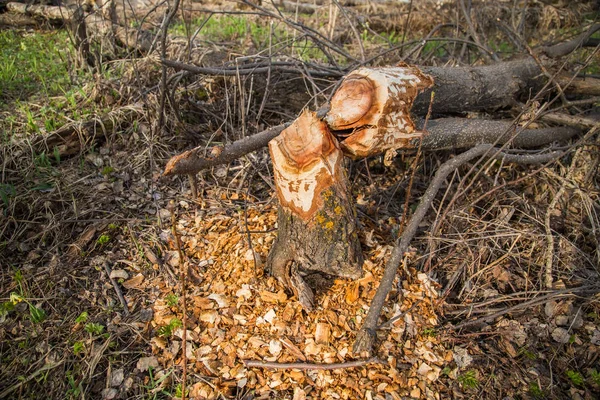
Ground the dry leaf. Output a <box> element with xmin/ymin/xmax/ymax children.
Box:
<box><xmin>136</xmin><ymin>356</ymin><xmax>158</xmax><ymax>371</ymax></box>
<box><xmin>345</xmin><ymin>282</ymin><xmax>359</xmax><ymax>304</ymax></box>
<box><xmin>122</xmin><ymin>273</ymin><xmax>144</xmax><ymax>289</ymax></box>
<box><xmin>109</xmin><ymin>269</ymin><xmax>129</xmax><ymax>280</ymax></box>
<box><xmin>259</xmin><ymin>290</ymin><xmax>288</xmax><ymax>304</ymax></box>
<box><xmin>315</xmin><ymin>323</ymin><xmax>330</xmax><ymax>345</ymax></box>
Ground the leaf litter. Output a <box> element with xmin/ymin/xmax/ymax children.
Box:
<box><xmin>144</xmin><ymin>202</ymin><xmax>452</xmax><ymax>399</ymax></box>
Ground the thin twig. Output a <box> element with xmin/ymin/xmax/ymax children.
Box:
<box><xmin>544</xmin><ymin>126</ymin><xmax>598</xmax><ymax>288</ymax></box>
<box><xmin>352</xmin><ymin>143</ymin><xmax>570</xmax><ymax>355</ymax></box>
<box><xmin>102</xmin><ymin>261</ymin><xmax>130</xmax><ymax>316</ymax></box>
<box><xmin>243</xmin><ymin>357</ymin><xmax>385</xmax><ymax>370</ymax></box>
<box><xmin>448</xmin><ymin>285</ymin><xmax>600</xmax><ymax>330</ymax></box>
<box><xmin>169</xmin><ymin>200</ymin><xmax>187</xmax><ymax>399</ymax></box>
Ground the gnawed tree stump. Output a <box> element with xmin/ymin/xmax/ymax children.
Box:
<box><xmin>325</xmin><ymin>64</ymin><xmax>434</xmax><ymax>158</ymax></box>
<box><xmin>267</xmin><ymin>110</ymin><xmax>363</xmax><ymax>310</ymax></box>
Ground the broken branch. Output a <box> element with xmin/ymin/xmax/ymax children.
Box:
<box><xmin>163</xmin><ymin>123</ymin><xmax>289</xmax><ymax>176</ymax></box>
<box><xmin>243</xmin><ymin>357</ymin><xmax>384</xmax><ymax>370</ymax></box>
<box><xmin>352</xmin><ymin>143</ymin><xmax>568</xmax><ymax>355</ymax></box>
<box><xmin>540</xmin><ymin>23</ymin><xmax>600</xmax><ymax>58</ymax></box>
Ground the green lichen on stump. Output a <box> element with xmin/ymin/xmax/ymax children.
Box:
<box><xmin>267</xmin><ymin>186</ymin><xmax>363</xmax><ymax>311</ymax></box>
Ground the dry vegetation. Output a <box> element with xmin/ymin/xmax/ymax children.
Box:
<box><xmin>0</xmin><ymin>0</ymin><xmax>599</xmax><ymax>399</ymax></box>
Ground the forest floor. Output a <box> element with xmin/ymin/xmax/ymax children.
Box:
<box><xmin>1</xmin><ymin>0</ymin><xmax>600</xmax><ymax>399</ymax></box>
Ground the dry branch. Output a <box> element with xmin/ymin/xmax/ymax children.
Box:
<box><xmin>557</xmin><ymin>75</ymin><xmax>600</xmax><ymax>96</ymax></box>
<box><xmin>243</xmin><ymin>357</ymin><xmax>384</xmax><ymax>370</ymax></box>
<box><xmin>6</xmin><ymin>2</ymin><xmax>74</xmax><ymax>20</ymax></box>
<box><xmin>32</xmin><ymin>104</ymin><xmax>143</xmax><ymax>157</ymax></box>
<box><xmin>417</xmin><ymin>118</ymin><xmax>580</xmax><ymax>150</ymax></box>
<box><xmin>163</xmin><ymin>123</ymin><xmax>289</xmax><ymax>176</ymax></box>
<box><xmin>352</xmin><ymin>143</ymin><xmax>569</xmax><ymax>355</ymax></box>
<box><xmin>6</xmin><ymin>2</ymin><xmax>153</xmax><ymax>52</ymax></box>
<box><xmin>540</xmin><ymin>23</ymin><xmax>600</xmax><ymax>58</ymax></box>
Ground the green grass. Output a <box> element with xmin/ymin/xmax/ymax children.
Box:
<box><xmin>0</xmin><ymin>30</ymin><xmax>76</xmax><ymax>104</ymax></box>
<box><xmin>171</xmin><ymin>15</ymin><xmax>274</xmax><ymax>47</ymax></box>
<box><xmin>457</xmin><ymin>370</ymin><xmax>479</xmax><ymax>389</ymax></box>
<box><xmin>566</xmin><ymin>370</ymin><xmax>585</xmax><ymax>386</ymax></box>
<box><xmin>528</xmin><ymin>381</ymin><xmax>544</xmax><ymax>398</ymax></box>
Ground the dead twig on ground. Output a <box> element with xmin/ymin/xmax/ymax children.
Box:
<box><xmin>169</xmin><ymin>200</ymin><xmax>187</xmax><ymax>399</ymax></box>
<box><xmin>102</xmin><ymin>260</ymin><xmax>130</xmax><ymax>316</ymax></box>
<box><xmin>352</xmin><ymin>144</ymin><xmax>569</xmax><ymax>355</ymax></box>
<box><xmin>448</xmin><ymin>285</ymin><xmax>600</xmax><ymax>330</ymax></box>
<box><xmin>544</xmin><ymin>126</ymin><xmax>599</xmax><ymax>288</ymax></box>
<box><xmin>243</xmin><ymin>357</ymin><xmax>388</xmax><ymax>370</ymax></box>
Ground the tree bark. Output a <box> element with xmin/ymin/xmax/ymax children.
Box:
<box><xmin>413</xmin><ymin>59</ymin><xmax>546</xmax><ymax>115</ymax></box>
<box><xmin>267</xmin><ymin>110</ymin><xmax>363</xmax><ymax>310</ymax></box>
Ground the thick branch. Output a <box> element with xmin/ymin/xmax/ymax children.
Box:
<box><xmin>162</xmin><ymin>59</ymin><xmax>343</xmax><ymax>78</ymax></box>
<box><xmin>540</xmin><ymin>24</ymin><xmax>600</xmax><ymax>58</ymax></box>
<box><xmin>163</xmin><ymin>119</ymin><xmax>579</xmax><ymax>176</ymax></box>
<box><xmin>417</xmin><ymin>118</ymin><xmax>580</xmax><ymax>150</ymax></box>
<box><xmin>163</xmin><ymin>123</ymin><xmax>289</xmax><ymax>176</ymax></box>
<box><xmin>413</xmin><ymin>59</ymin><xmax>545</xmax><ymax>115</ymax></box>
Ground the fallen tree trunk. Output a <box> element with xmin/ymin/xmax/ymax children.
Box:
<box><xmin>32</xmin><ymin>104</ymin><xmax>143</xmax><ymax>157</ymax></box>
<box><xmin>5</xmin><ymin>2</ymin><xmax>153</xmax><ymax>53</ymax></box>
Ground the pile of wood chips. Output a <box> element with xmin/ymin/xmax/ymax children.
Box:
<box><xmin>148</xmin><ymin>202</ymin><xmax>452</xmax><ymax>399</ymax></box>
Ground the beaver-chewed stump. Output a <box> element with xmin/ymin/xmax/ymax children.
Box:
<box><xmin>267</xmin><ymin>110</ymin><xmax>363</xmax><ymax>311</ymax></box>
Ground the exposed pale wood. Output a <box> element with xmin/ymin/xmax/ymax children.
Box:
<box><xmin>267</xmin><ymin>110</ymin><xmax>363</xmax><ymax>310</ymax></box>
<box><xmin>325</xmin><ymin>64</ymin><xmax>433</xmax><ymax>158</ymax></box>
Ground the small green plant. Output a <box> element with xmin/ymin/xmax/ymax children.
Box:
<box><xmin>519</xmin><ymin>348</ymin><xmax>537</xmax><ymax>360</ymax></box>
<box><xmin>0</xmin><ymin>183</ymin><xmax>16</xmax><ymax>210</ymax></box>
<box><xmin>566</xmin><ymin>370</ymin><xmax>585</xmax><ymax>386</ymax></box>
<box><xmin>165</xmin><ymin>293</ymin><xmax>179</xmax><ymax>307</ymax></box>
<box><xmin>528</xmin><ymin>381</ymin><xmax>544</xmax><ymax>398</ymax></box>
<box><xmin>157</xmin><ymin>318</ymin><xmax>182</xmax><ymax>337</ymax></box>
<box><xmin>101</xmin><ymin>166</ymin><xmax>114</xmax><ymax>176</ymax></box>
<box><xmin>72</xmin><ymin>341</ymin><xmax>85</xmax><ymax>355</ymax></box>
<box><xmin>108</xmin><ymin>223</ymin><xmax>118</xmax><ymax>230</ymax></box>
<box><xmin>84</xmin><ymin>322</ymin><xmax>105</xmax><ymax>335</ymax></box>
<box><xmin>175</xmin><ymin>383</ymin><xmax>188</xmax><ymax>399</ymax></box>
<box><xmin>96</xmin><ymin>234</ymin><xmax>111</xmax><ymax>246</ymax></box>
<box><xmin>10</xmin><ymin>292</ymin><xmax>46</xmax><ymax>324</ymax></box>
<box><xmin>422</xmin><ymin>327</ymin><xmax>437</xmax><ymax>337</ymax></box>
<box><xmin>0</xmin><ymin>301</ymin><xmax>15</xmax><ymax>322</ymax></box>
<box><xmin>53</xmin><ymin>146</ymin><xmax>61</xmax><ymax>163</ymax></box>
<box><xmin>589</xmin><ymin>368</ymin><xmax>600</xmax><ymax>386</ymax></box>
<box><xmin>75</xmin><ymin>311</ymin><xmax>88</xmax><ymax>324</ymax></box>
<box><xmin>65</xmin><ymin>370</ymin><xmax>82</xmax><ymax>399</ymax></box>
<box><xmin>457</xmin><ymin>370</ymin><xmax>479</xmax><ymax>389</ymax></box>
<box><xmin>142</xmin><ymin>367</ymin><xmax>175</xmax><ymax>399</ymax></box>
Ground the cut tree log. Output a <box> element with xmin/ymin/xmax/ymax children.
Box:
<box><xmin>325</xmin><ymin>64</ymin><xmax>434</xmax><ymax>158</ymax></box>
<box><xmin>266</xmin><ymin>110</ymin><xmax>363</xmax><ymax>310</ymax></box>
